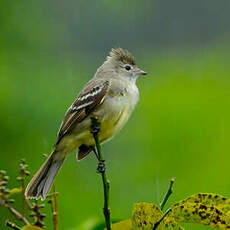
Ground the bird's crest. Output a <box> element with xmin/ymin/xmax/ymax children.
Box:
<box><xmin>108</xmin><ymin>48</ymin><xmax>136</xmax><ymax>65</ymax></box>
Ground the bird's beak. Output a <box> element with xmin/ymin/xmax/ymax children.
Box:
<box><xmin>135</xmin><ymin>68</ymin><xmax>147</xmax><ymax>76</ymax></box>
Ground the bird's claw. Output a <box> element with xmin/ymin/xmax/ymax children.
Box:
<box><xmin>91</xmin><ymin>125</ymin><xmax>100</xmax><ymax>135</ymax></box>
<box><xmin>97</xmin><ymin>160</ymin><xmax>106</xmax><ymax>173</ymax></box>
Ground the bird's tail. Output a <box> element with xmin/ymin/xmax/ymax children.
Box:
<box><xmin>25</xmin><ymin>149</ymin><xmax>65</xmax><ymax>200</ymax></box>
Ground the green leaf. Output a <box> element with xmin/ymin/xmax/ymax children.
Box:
<box><xmin>21</xmin><ymin>225</ymin><xmax>44</xmax><ymax>230</ymax></box>
<box><xmin>74</xmin><ymin>217</ymin><xmax>102</xmax><ymax>230</ymax></box>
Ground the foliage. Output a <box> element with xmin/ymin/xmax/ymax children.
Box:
<box><xmin>1</xmin><ymin>45</ymin><xmax>230</xmax><ymax>229</ymax></box>
<box><xmin>111</xmin><ymin>180</ymin><xmax>230</xmax><ymax>229</ymax></box>
<box><xmin>112</xmin><ymin>192</ymin><xmax>230</xmax><ymax>230</ymax></box>
<box><xmin>3</xmin><ymin>162</ymin><xmax>230</xmax><ymax>230</ymax></box>
<box><xmin>0</xmin><ymin>160</ymin><xmax>57</xmax><ymax>230</ymax></box>
<box><xmin>1</xmin><ymin>0</ymin><xmax>230</xmax><ymax>228</ymax></box>
<box><xmin>21</xmin><ymin>226</ymin><xmax>44</xmax><ymax>230</ymax></box>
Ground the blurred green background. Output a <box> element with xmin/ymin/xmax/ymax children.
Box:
<box><xmin>1</xmin><ymin>0</ymin><xmax>230</xmax><ymax>229</ymax></box>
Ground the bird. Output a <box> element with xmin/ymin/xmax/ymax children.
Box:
<box><xmin>25</xmin><ymin>48</ymin><xmax>147</xmax><ymax>200</ymax></box>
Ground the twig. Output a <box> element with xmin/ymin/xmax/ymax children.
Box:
<box><xmin>0</xmin><ymin>199</ymin><xmax>30</xmax><ymax>225</ymax></box>
<box><xmin>0</xmin><ymin>170</ymin><xmax>30</xmax><ymax>225</ymax></box>
<box><xmin>17</xmin><ymin>159</ymin><xmax>31</xmax><ymax>215</ymax></box>
<box><xmin>5</xmin><ymin>220</ymin><xmax>21</xmax><ymax>230</ymax></box>
<box><xmin>153</xmin><ymin>208</ymin><xmax>171</xmax><ymax>230</ymax></box>
<box><xmin>53</xmin><ymin>184</ymin><xmax>58</xmax><ymax>230</ymax></box>
<box><xmin>48</xmin><ymin>185</ymin><xmax>58</xmax><ymax>230</ymax></box>
<box><xmin>9</xmin><ymin>206</ymin><xmax>30</xmax><ymax>225</ymax></box>
<box><xmin>160</xmin><ymin>177</ymin><xmax>175</xmax><ymax>210</ymax></box>
<box><xmin>30</xmin><ymin>200</ymin><xmax>46</xmax><ymax>227</ymax></box>
<box><xmin>153</xmin><ymin>178</ymin><xmax>175</xmax><ymax>229</ymax></box>
<box><xmin>21</xmin><ymin>177</ymin><xmax>25</xmax><ymax>215</ymax></box>
<box><xmin>44</xmin><ymin>152</ymin><xmax>58</xmax><ymax>230</ymax></box>
<box><xmin>91</xmin><ymin>117</ymin><xmax>111</xmax><ymax>230</ymax></box>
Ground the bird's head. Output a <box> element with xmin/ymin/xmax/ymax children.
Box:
<box><xmin>105</xmin><ymin>48</ymin><xmax>147</xmax><ymax>80</ymax></box>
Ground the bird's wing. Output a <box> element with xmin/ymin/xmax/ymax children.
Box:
<box><xmin>56</xmin><ymin>80</ymin><xmax>110</xmax><ymax>144</ymax></box>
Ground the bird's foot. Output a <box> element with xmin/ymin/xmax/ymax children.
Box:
<box><xmin>91</xmin><ymin>125</ymin><xmax>100</xmax><ymax>135</ymax></box>
<box><xmin>97</xmin><ymin>160</ymin><xmax>106</xmax><ymax>173</ymax></box>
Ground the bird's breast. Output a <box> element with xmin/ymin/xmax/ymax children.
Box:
<box><xmin>65</xmin><ymin>84</ymin><xmax>139</xmax><ymax>148</ymax></box>
<box><xmin>94</xmin><ymin>85</ymin><xmax>139</xmax><ymax>142</ymax></box>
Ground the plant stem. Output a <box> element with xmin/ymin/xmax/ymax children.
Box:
<box><xmin>45</xmin><ymin>154</ymin><xmax>58</xmax><ymax>230</ymax></box>
<box><xmin>9</xmin><ymin>206</ymin><xmax>30</xmax><ymax>225</ymax></box>
<box><xmin>160</xmin><ymin>177</ymin><xmax>175</xmax><ymax>210</ymax></box>
<box><xmin>0</xmin><ymin>199</ymin><xmax>30</xmax><ymax>225</ymax></box>
<box><xmin>154</xmin><ymin>178</ymin><xmax>175</xmax><ymax>229</ymax></box>
<box><xmin>91</xmin><ymin>117</ymin><xmax>111</xmax><ymax>230</ymax></box>
<box><xmin>5</xmin><ymin>220</ymin><xmax>21</xmax><ymax>230</ymax></box>
<box><xmin>153</xmin><ymin>208</ymin><xmax>171</xmax><ymax>230</ymax></box>
<box><xmin>52</xmin><ymin>184</ymin><xmax>58</xmax><ymax>230</ymax></box>
<box><xmin>21</xmin><ymin>177</ymin><xmax>25</xmax><ymax>216</ymax></box>
<box><xmin>48</xmin><ymin>189</ymin><xmax>58</xmax><ymax>230</ymax></box>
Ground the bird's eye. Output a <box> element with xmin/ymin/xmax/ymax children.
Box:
<box><xmin>125</xmin><ymin>65</ymin><xmax>131</xmax><ymax>71</ymax></box>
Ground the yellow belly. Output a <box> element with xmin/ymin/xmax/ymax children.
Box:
<box><xmin>57</xmin><ymin>88</ymin><xmax>138</xmax><ymax>155</ymax></box>
<box><xmin>98</xmin><ymin>105</ymin><xmax>130</xmax><ymax>143</ymax></box>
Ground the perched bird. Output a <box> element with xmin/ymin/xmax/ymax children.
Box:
<box><xmin>25</xmin><ymin>48</ymin><xmax>147</xmax><ymax>200</ymax></box>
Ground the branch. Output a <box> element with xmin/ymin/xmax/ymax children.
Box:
<box><xmin>91</xmin><ymin>117</ymin><xmax>111</xmax><ymax>230</ymax></box>
<box><xmin>153</xmin><ymin>177</ymin><xmax>175</xmax><ymax>230</ymax></box>
<box><xmin>160</xmin><ymin>177</ymin><xmax>175</xmax><ymax>210</ymax></box>
<box><xmin>48</xmin><ymin>185</ymin><xmax>58</xmax><ymax>230</ymax></box>
<box><xmin>0</xmin><ymin>199</ymin><xmax>30</xmax><ymax>225</ymax></box>
<box><xmin>30</xmin><ymin>201</ymin><xmax>46</xmax><ymax>227</ymax></box>
<box><xmin>53</xmin><ymin>184</ymin><xmax>58</xmax><ymax>230</ymax></box>
<box><xmin>17</xmin><ymin>159</ymin><xmax>30</xmax><ymax>216</ymax></box>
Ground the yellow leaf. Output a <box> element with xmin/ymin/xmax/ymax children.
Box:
<box><xmin>179</xmin><ymin>193</ymin><xmax>230</xmax><ymax>213</ymax></box>
<box><xmin>163</xmin><ymin>217</ymin><xmax>184</xmax><ymax>230</ymax></box>
<box><xmin>111</xmin><ymin>219</ymin><xmax>132</xmax><ymax>230</ymax></box>
<box><xmin>22</xmin><ymin>225</ymin><xmax>44</xmax><ymax>230</ymax></box>
<box><xmin>109</xmin><ymin>193</ymin><xmax>230</xmax><ymax>230</ymax></box>
<box><xmin>8</xmin><ymin>187</ymin><xmax>22</xmax><ymax>197</ymax></box>
<box><xmin>170</xmin><ymin>193</ymin><xmax>230</xmax><ymax>229</ymax></box>
<box><xmin>132</xmin><ymin>202</ymin><xmax>164</xmax><ymax>230</ymax></box>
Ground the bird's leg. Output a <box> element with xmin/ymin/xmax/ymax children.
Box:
<box><xmin>91</xmin><ymin>118</ymin><xmax>106</xmax><ymax>173</ymax></box>
<box><xmin>92</xmin><ymin>147</ymin><xmax>99</xmax><ymax>160</ymax></box>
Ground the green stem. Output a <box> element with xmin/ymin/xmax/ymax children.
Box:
<box><xmin>91</xmin><ymin>117</ymin><xmax>111</xmax><ymax>230</ymax></box>
<box><xmin>153</xmin><ymin>208</ymin><xmax>171</xmax><ymax>230</ymax></box>
<box><xmin>154</xmin><ymin>178</ymin><xmax>175</xmax><ymax>229</ymax></box>
<box><xmin>160</xmin><ymin>177</ymin><xmax>175</xmax><ymax>210</ymax></box>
